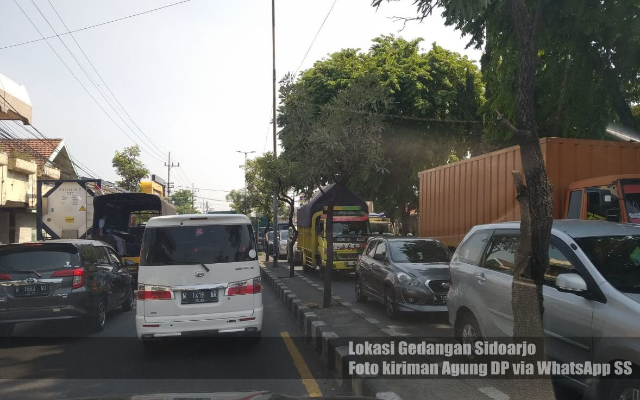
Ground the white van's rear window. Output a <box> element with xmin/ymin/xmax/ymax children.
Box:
<box><xmin>141</xmin><ymin>224</ymin><xmax>256</xmax><ymax>266</ymax></box>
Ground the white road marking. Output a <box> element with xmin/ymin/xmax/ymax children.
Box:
<box><xmin>478</xmin><ymin>387</ymin><xmax>510</xmax><ymax>400</ymax></box>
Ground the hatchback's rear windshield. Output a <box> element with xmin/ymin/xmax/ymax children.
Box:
<box><xmin>141</xmin><ymin>224</ymin><xmax>256</xmax><ymax>266</ymax></box>
<box><xmin>389</xmin><ymin>240</ymin><xmax>452</xmax><ymax>263</ymax></box>
<box><xmin>0</xmin><ymin>243</ymin><xmax>79</xmax><ymax>273</ymax></box>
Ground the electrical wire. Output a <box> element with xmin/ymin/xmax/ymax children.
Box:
<box><xmin>26</xmin><ymin>0</ymin><xmax>166</xmax><ymax>163</ymax></box>
<box><xmin>293</xmin><ymin>0</ymin><xmax>338</xmax><ymax>78</ymax></box>
<box><xmin>46</xmin><ymin>0</ymin><xmax>169</xmax><ymax>159</ymax></box>
<box><xmin>0</xmin><ymin>0</ymin><xmax>193</xmax><ymax>51</ymax></box>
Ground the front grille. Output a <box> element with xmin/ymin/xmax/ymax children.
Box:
<box><xmin>427</xmin><ymin>280</ymin><xmax>450</xmax><ymax>293</ymax></box>
<box><xmin>335</xmin><ymin>252</ymin><xmax>359</xmax><ymax>261</ymax></box>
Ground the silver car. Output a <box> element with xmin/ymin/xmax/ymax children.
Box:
<box><xmin>448</xmin><ymin>220</ymin><xmax>640</xmax><ymax>399</ymax></box>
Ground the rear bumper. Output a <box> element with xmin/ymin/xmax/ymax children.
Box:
<box><xmin>136</xmin><ymin>306</ymin><xmax>263</xmax><ymax>339</ymax></box>
<box><xmin>0</xmin><ymin>304</ymin><xmax>93</xmax><ymax>324</ymax></box>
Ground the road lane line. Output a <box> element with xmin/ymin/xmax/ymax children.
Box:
<box><xmin>280</xmin><ymin>331</ymin><xmax>323</xmax><ymax>397</ymax></box>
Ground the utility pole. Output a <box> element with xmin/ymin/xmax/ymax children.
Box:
<box><xmin>191</xmin><ymin>183</ymin><xmax>199</xmax><ymax>210</ymax></box>
<box><xmin>272</xmin><ymin>0</ymin><xmax>279</xmax><ymax>268</ymax></box>
<box><xmin>237</xmin><ymin>150</ymin><xmax>255</xmax><ymax>215</ymax></box>
<box><xmin>164</xmin><ymin>152</ymin><xmax>179</xmax><ymax>197</ymax></box>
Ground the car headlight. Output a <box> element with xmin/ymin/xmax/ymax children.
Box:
<box><xmin>396</xmin><ymin>272</ymin><xmax>420</xmax><ymax>286</ymax></box>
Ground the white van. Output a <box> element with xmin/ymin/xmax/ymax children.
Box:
<box><xmin>135</xmin><ymin>214</ymin><xmax>262</xmax><ymax>349</ymax></box>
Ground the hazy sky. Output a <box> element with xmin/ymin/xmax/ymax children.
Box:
<box><xmin>0</xmin><ymin>0</ymin><xmax>482</xmax><ymax>211</ymax></box>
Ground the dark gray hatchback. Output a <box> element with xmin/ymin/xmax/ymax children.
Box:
<box><xmin>355</xmin><ymin>237</ymin><xmax>452</xmax><ymax>319</ymax></box>
<box><xmin>0</xmin><ymin>240</ymin><xmax>134</xmax><ymax>336</ymax></box>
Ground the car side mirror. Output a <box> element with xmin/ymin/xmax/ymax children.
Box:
<box><xmin>556</xmin><ymin>273</ymin><xmax>588</xmax><ymax>294</ymax></box>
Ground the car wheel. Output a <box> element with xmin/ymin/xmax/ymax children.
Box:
<box><xmin>0</xmin><ymin>323</ymin><xmax>15</xmax><ymax>338</ymax></box>
<box><xmin>355</xmin><ymin>276</ymin><xmax>368</xmax><ymax>303</ymax></box>
<box><xmin>121</xmin><ymin>286</ymin><xmax>135</xmax><ymax>311</ymax></box>
<box><xmin>89</xmin><ymin>298</ymin><xmax>107</xmax><ymax>332</ymax></box>
<box><xmin>384</xmin><ymin>287</ymin><xmax>398</xmax><ymax>319</ymax></box>
<box><xmin>459</xmin><ymin>313</ymin><xmax>482</xmax><ymax>359</ymax></box>
<box><xmin>606</xmin><ymin>378</ymin><xmax>640</xmax><ymax>400</ymax></box>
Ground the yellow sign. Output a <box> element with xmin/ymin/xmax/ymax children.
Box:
<box><xmin>65</xmin><ymin>216</ymin><xmax>74</xmax><ymax>223</ymax></box>
<box><xmin>79</xmin><ymin>206</ymin><xmax>86</xmax><ymax>212</ymax></box>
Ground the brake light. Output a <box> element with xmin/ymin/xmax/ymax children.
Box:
<box><xmin>137</xmin><ymin>284</ymin><xmax>173</xmax><ymax>300</ymax></box>
<box><xmin>52</xmin><ymin>267</ymin><xmax>85</xmax><ymax>289</ymax></box>
<box><xmin>225</xmin><ymin>277</ymin><xmax>261</xmax><ymax>296</ymax></box>
<box><xmin>0</xmin><ymin>273</ymin><xmax>12</xmax><ymax>280</ymax></box>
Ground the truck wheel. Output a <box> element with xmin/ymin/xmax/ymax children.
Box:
<box><xmin>317</xmin><ymin>257</ymin><xmax>324</xmax><ymax>279</ymax></box>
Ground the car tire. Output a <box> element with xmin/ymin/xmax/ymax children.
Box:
<box><xmin>606</xmin><ymin>378</ymin><xmax>640</xmax><ymax>400</ymax></box>
<box><xmin>89</xmin><ymin>298</ymin><xmax>107</xmax><ymax>333</ymax></box>
<box><xmin>458</xmin><ymin>313</ymin><xmax>483</xmax><ymax>360</ymax></box>
<box><xmin>0</xmin><ymin>323</ymin><xmax>15</xmax><ymax>338</ymax></box>
<box><xmin>355</xmin><ymin>276</ymin><xmax>367</xmax><ymax>303</ymax></box>
<box><xmin>121</xmin><ymin>286</ymin><xmax>135</xmax><ymax>311</ymax></box>
<box><xmin>384</xmin><ymin>287</ymin><xmax>398</xmax><ymax>319</ymax></box>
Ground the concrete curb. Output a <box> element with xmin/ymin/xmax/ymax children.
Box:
<box><xmin>260</xmin><ymin>265</ymin><xmax>401</xmax><ymax>399</ymax></box>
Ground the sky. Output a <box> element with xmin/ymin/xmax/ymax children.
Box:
<box><xmin>0</xmin><ymin>0</ymin><xmax>482</xmax><ymax>211</ymax></box>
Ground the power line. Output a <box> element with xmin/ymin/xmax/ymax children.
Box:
<box><xmin>46</xmin><ymin>0</ymin><xmax>169</xmax><ymax>159</ymax></box>
<box><xmin>293</xmin><ymin>0</ymin><xmax>338</xmax><ymax>77</ymax></box>
<box><xmin>24</xmin><ymin>0</ymin><xmax>166</xmax><ymax>163</ymax></box>
<box><xmin>1</xmin><ymin>0</ymin><xmax>193</xmax><ymax>51</ymax></box>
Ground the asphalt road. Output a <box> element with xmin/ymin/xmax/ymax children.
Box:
<box><xmin>289</xmin><ymin>262</ymin><xmax>454</xmax><ymax>338</ymax></box>
<box><xmin>0</xmin><ymin>286</ymin><xmax>346</xmax><ymax>400</ymax></box>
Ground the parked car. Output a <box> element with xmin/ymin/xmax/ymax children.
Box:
<box><xmin>257</xmin><ymin>227</ymin><xmax>267</xmax><ymax>251</ymax></box>
<box><xmin>136</xmin><ymin>214</ymin><xmax>262</xmax><ymax>351</ymax></box>
<box><xmin>277</xmin><ymin>230</ymin><xmax>289</xmax><ymax>259</ymax></box>
<box><xmin>0</xmin><ymin>239</ymin><xmax>135</xmax><ymax>336</ymax></box>
<box><xmin>355</xmin><ymin>237</ymin><xmax>452</xmax><ymax>319</ymax></box>
<box><xmin>287</xmin><ymin>226</ymin><xmax>301</xmax><ymax>264</ymax></box>
<box><xmin>448</xmin><ymin>220</ymin><xmax>640</xmax><ymax>400</ymax></box>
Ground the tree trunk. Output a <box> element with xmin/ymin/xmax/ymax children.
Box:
<box><xmin>504</xmin><ymin>0</ymin><xmax>555</xmax><ymax>398</ymax></box>
<box><xmin>287</xmin><ymin>197</ymin><xmax>296</xmax><ymax>277</ymax></box>
<box><xmin>265</xmin><ymin>219</ymin><xmax>270</xmax><ymax>262</ymax></box>
<box><xmin>323</xmin><ymin>198</ymin><xmax>335</xmax><ymax>308</ymax></box>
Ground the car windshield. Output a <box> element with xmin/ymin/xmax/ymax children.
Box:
<box><xmin>332</xmin><ymin>221</ymin><xmax>370</xmax><ymax>237</ymax></box>
<box><xmin>141</xmin><ymin>224</ymin><xmax>256</xmax><ymax>265</ymax></box>
<box><xmin>388</xmin><ymin>240</ymin><xmax>451</xmax><ymax>263</ymax></box>
<box><xmin>0</xmin><ymin>244</ymin><xmax>79</xmax><ymax>273</ymax></box>
<box><xmin>574</xmin><ymin>235</ymin><xmax>640</xmax><ymax>293</ymax></box>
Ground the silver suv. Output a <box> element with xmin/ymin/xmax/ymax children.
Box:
<box><xmin>448</xmin><ymin>220</ymin><xmax>640</xmax><ymax>400</ymax></box>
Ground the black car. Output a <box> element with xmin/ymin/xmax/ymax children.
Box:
<box><xmin>355</xmin><ymin>237</ymin><xmax>452</xmax><ymax>319</ymax></box>
<box><xmin>0</xmin><ymin>240</ymin><xmax>135</xmax><ymax>336</ymax></box>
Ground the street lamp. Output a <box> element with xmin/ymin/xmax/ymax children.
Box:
<box><xmin>237</xmin><ymin>150</ymin><xmax>255</xmax><ymax>215</ymax></box>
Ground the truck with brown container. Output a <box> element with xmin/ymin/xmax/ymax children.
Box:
<box><xmin>418</xmin><ymin>137</ymin><xmax>640</xmax><ymax>248</ymax></box>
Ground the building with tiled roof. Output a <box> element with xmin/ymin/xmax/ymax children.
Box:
<box><xmin>0</xmin><ymin>138</ymin><xmax>78</xmax><ymax>180</ymax></box>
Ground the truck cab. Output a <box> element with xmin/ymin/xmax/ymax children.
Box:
<box><xmin>564</xmin><ymin>174</ymin><xmax>640</xmax><ymax>223</ymax></box>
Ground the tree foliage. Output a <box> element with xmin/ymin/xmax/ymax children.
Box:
<box><xmin>387</xmin><ymin>0</ymin><xmax>640</xmax><ymax>144</ymax></box>
<box><xmin>171</xmin><ymin>189</ymin><xmax>200</xmax><ymax>215</ymax></box>
<box><xmin>279</xmin><ymin>35</ymin><xmax>484</xmax><ymax>220</ymax></box>
<box><xmin>111</xmin><ymin>145</ymin><xmax>149</xmax><ymax>192</ymax></box>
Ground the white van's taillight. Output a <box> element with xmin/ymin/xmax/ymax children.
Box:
<box><xmin>137</xmin><ymin>284</ymin><xmax>173</xmax><ymax>300</ymax></box>
<box><xmin>225</xmin><ymin>277</ymin><xmax>261</xmax><ymax>296</ymax></box>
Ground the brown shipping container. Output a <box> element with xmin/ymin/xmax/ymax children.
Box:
<box><xmin>418</xmin><ymin>137</ymin><xmax>640</xmax><ymax>247</ymax></box>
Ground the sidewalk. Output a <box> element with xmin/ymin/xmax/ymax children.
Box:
<box><xmin>260</xmin><ymin>259</ymin><xmax>499</xmax><ymax>400</ymax></box>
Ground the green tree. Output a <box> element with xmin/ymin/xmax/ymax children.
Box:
<box><xmin>279</xmin><ymin>36</ymin><xmax>484</xmax><ymax>229</ymax></box>
<box><xmin>280</xmin><ymin>74</ymin><xmax>389</xmax><ymax>307</ymax></box>
<box><xmin>112</xmin><ymin>145</ymin><xmax>149</xmax><ymax>192</ymax></box>
<box><xmin>373</xmin><ymin>1</ymin><xmax>562</xmax><ymax>398</ymax></box>
<box><xmin>171</xmin><ymin>189</ymin><xmax>200</xmax><ymax>215</ymax></box>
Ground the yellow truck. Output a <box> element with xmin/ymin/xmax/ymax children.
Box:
<box><xmin>297</xmin><ymin>184</ymin><xmax>370</xmax><ymax>276</ymax></box>
<box><xmin>369</xmin><ymin>213</ymin><xmax>396</xmax><ymax>236</ymax></box>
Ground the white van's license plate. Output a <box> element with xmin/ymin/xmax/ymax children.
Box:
<box><xmin>181</xmin><ymin>289</ymin><xmax>218</xmax><ymax>304</ymax></box>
